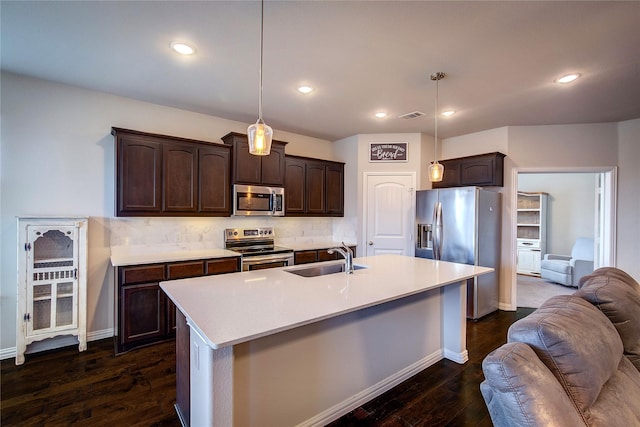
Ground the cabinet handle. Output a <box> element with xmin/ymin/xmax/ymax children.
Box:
<box><xmin>368</xmin><ymin>241</ymin><xmax>374</xmax><ymax>245</ymax></box>
<box><xmin>24</xmin><ymin>242</ymin><xmax>31</xmax><ymax>251</ymax></box>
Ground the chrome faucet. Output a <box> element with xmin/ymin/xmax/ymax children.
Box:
<box><xmin>328</xmin><ymin>242</ymin><xmax>354</xmax><ymax>274</ymax></box>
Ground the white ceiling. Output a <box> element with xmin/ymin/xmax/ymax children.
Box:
<box><xmin>2</xmin><ymin>1</ymin><xmax>639</xmax><ymax>141</ymax></box>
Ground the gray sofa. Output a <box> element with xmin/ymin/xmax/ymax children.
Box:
<box><xmin>481</xmin><ymin>267</ymin><xmax>640</xmax><ymax>426</ymax></box>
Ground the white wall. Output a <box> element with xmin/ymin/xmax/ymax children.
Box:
<box><xmin>444</xmin><ymin>122</ymin><xmax>629</xmax><ymax>310</ymax></box>
<box><xmin>334</xmin><ymin>132</ymin><xmax>430</xmax><ymax>253</ymax></box>
<box><xmin>518</xmin><ymin>173</ymin><xmax>596</xmax><ymax>255</ymax></box>
<box><xmin>0</xmin><ymin>72</ymin><xmax>337</xmax><ymax>354</ymax></box>
<box><xmin>616</xmin><ymin>118</ymin><xmax>640</xmax><ymax>276</ymax></box>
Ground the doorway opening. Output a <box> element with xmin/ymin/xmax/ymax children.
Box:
<box><xmin>511</xmin><ymin>167</ymin><xmax>617</xmax><ymax>309</ymax></box>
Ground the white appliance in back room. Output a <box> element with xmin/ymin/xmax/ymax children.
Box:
<box><xmin>415</xmin><ymin>186</ymin><xmax>501</xmax><ymax>320</ymax></box>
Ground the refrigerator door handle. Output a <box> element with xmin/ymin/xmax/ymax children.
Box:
<box><xmin>433</xmin><ymin>202</ymin><xmax>443</xmax><ymax>260</ymax></box>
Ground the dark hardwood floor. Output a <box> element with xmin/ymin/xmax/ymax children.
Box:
<box><xmin>1</xmin><ymin>308</ymin><xmax>534</xmax><ymax>426</ymax></box>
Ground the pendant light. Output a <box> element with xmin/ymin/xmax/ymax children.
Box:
<box><xmin>428</xmin><ymin>72</ymin><xmax>446</xmax><ymax>182</ymax></box>
<box><xmin>247</xmin><ymin>0</ymin><xmax>273</xmax><ymax>156</ymax></box>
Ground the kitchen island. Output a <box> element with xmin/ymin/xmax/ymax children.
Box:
<box><xmin>161</xmin><ymin>254</ymin><xmax>492</xmax><ymax>427</ymax></box>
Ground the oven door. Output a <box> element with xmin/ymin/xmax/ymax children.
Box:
<box><xmin>242</xmin><ymin>253</ymin><xmax>294</xmax><ymax>271</ymax></box>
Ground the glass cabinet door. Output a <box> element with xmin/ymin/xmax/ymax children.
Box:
<box><xmin>26</xmin><ymin>226</ymin><xmax>79</xmax><ymax>336</ymax></box>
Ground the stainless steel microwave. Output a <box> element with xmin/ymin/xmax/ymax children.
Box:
<box><xmin>233</xmin><ymin>184</ymin><xmax>285</xmax><ymax>216</ymax></box>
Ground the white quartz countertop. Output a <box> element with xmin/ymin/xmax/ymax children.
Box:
<box><xmin>110</xmin><ymin>244</ymin><xmax>240</xmax><ymax>266</ymax></box>
<box><xmin>160</xmin><ymin>254</ymin><xmax>492</xmax><ymax>349</ymax></box>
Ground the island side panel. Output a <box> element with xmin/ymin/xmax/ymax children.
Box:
<box><xmin>232</xmin><ymin>288</ymin><xmax>443</xmax><ymax>427</ymax></box>
<box><xmin>442</xmin><ymin>279</ymin><xmax>468</xmax><ymax>363</ymax></box>
<box><xmin>189</xmin><ymin>325</ymin><xmax>233</xmax><ymax>426</ymax></box>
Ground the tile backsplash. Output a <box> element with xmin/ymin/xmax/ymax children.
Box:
<box><xmin>109</xmin><ymin>216</ymin><xmax>357</xmax><ymax>248</ymax></box>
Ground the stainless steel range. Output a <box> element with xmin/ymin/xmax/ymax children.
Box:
<box><xmin>224</xmin><ymin>227</ymin><xmax>294</xmax><ymax>271</ymax></box>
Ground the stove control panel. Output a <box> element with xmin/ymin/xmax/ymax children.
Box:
<box><xmin>225</xmin><ymin>227</ymin><xmax>275</xmax><ymax>241</ymax></box>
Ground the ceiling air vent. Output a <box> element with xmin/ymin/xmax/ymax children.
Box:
<box><xmin>398</xmin><ymin>111</ymin><xmax>425</xmax><ymax>120</ymax></box>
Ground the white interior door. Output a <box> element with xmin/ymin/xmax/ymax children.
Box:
<box><xmin>364</xmin><ymin>173</ymin><xmax>415</xmax><ymax>256</ymax></box>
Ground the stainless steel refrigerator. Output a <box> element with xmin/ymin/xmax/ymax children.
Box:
<box><xmin>415</xmin><ymin>186</ymin><xmax>501</xmax><ymax>320</ymax></box>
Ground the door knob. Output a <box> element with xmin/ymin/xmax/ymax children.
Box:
<box><xmin>368</xmin><ymin>241</ymin><xmax>374</xmax><ymax>245</ymax></box>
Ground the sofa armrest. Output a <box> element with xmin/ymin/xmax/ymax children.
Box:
<box><xmin>544</xmin><ymin>253</ymin><xmax>572</xmax><ymax>261</ymax></box>
<box><xmin>481</xmin><ymin>342</ymin><xmax>585</xmax><ymax>427</ymax></box>
<box><xmin>571</xmin><ymin>259</ymin><xmax>594</xmax><ymax>286</ymax></box>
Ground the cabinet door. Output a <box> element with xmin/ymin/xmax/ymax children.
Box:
<box><xmin>261</xmin><ymin>143</ymin><xmax>286</xmax><ymax>186</ymax></box>
<box><xmin>117</xmin><ymin>135</ymin><xmax>162</xmax><ymax>215</ymax></box>
<box><xmin>26</xmin><ymin>226</ymin><xmax>79</xmax><ymax>336</ymax></box>
<box><xmin>120</xmin><ymin>283</ymin><xmax>165</xmax><ymax>345</ymax></box>
<box><xmin>163</xmin><ymin>143</ymin><xmax>198</xmax><ymax>213</ymax></box>
<box><xmin>306</xmin><ymin>162</ymin><xmax>326</xmax><ymax>215</ymax></box>
<box><xmin>325</xmin><ymin>163</ymin><xmax>344</xmax><ymax>215</ymax></box>
<box><xmin>285</xmin><ymin>157</ymin><xmax>306</xmax><ymax>214</ymax></box>
<box><xmin>166</xmin><ymin>298</ymin><xmax>177</xmax><ymax>336</ymax></box>
<box><xmin>460</xmin><ymin>157</ymin><xmax>497</xmax><ymax>186</ymax></box>
<box><xmin>199</xmin><ymin>145</ymin><xmax>231</xmax><ymax>214</ymax></box>
<box><xmin>432</xmin><ymin>160</ymin><xmax>460</xmax><ymax>189</ymax></box>
<box><xmin>517</xmin><ymin>249</ymin><xmax>541</xmax><ymax>275</ymax></box>
<box><xmin>232</xmin><ymin>138</ymin><xmax>262</xmax><ymax>184</ymax></box>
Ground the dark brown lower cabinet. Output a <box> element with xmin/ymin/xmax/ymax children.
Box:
<box><xmin>116</xmin><ymin>256</ymin><xmax>240</xmax><ymax>354</ymax></box>
<box><xmin>294</xmin><ymin>246</ymin><xmax>357</xmax><ymax>265</ymax></box>
<box><xmin>120</xmin><ymin>284</ymin><xmax>165</xmax><ymax>346</ymax></box>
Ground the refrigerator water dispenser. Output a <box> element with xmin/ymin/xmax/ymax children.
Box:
<box><xmin>417</xmin><ymin>224</ymin><xmax>433</xmax><ymax>249</ymax></box>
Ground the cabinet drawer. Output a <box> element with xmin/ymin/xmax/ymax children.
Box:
<box><xmin>120</xmin><ymin>264</ymin><xmax>166</xmax><ymax>285</ymax></box>
<box><xmin>167</xmin><ymin>261</ymin><xmax>205</xmax><ymax>280</ymax></box>
<box><xmin>318</xmin><ymin>249</ymin><xmax>338</xmax><ymax>261</ymax></box>
<box><xmin>294</xmin><ymin>250</ymin><xmax>318</xmax><ymax>265</ymax></box>
<box><xmin>206</xmin><ymin>257</ymin><xmax>241</xmax><ymax>275</ymax></box>
<box><xmin>517</xmin><ymin>239</ymin><xmax>540</xmax><ymax>249</ymax></box>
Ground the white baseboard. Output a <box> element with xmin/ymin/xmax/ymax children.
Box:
<box><xmin>444</xmin><ymin>348</ymin><xmax>469</xmax><ymax>364</ymax></box>
<box><xmin>88</xmin><ymin>328</ymin><xmax>114</xmax><ymax>341</ymax></box>
<box><xmin>0</xmin><ymin>346</ymin><xmax>17</xmax><ymax>361</ymax></box>
<box><xmin>0</xmin><ymin>328</ymin><xmax>114</xmax><ymax>361</ymax></box>
<box><xmin>499</xmin><ymin>302</ymin><xmax>516</xmax><ymax>311</ymax></box>
<box><xmin>296</xmin><ymin>349</ymin><xmax>444</xmax><ymax>427</ymax></box>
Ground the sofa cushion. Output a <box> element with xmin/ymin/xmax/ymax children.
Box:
<box><xmin>585</xmin><ymin>356</ymin><xmax>640</xmax><ymax>425</ymax></box>
<box><xmin>540</xmin><ymin>259</ymin><xmax>571</xmax><ymax>275</ymax></box>
<box><xmin>481</xmin><ymin>342</ymin><xmax>586</xmax><ymax>427</ymax></box>
<box><xmin>507</xmin><ymin>295</ymin><xmax>623</xmax><ymax>413</ymax></box>
<box><xmin>576</xmin><ymin>268</ymin><xmax>640</xmax><ymax>371</ymax></box>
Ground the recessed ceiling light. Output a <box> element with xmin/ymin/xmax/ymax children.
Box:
<box><xmin>297</xmin><ymin>86</ymin><xmax>314</xmax><ymax>94</ymax></box>
<box><xmin>441</xmin><ymin>110</ymin><xmax>455</xmax><ymax>117</ymax></box>
<box><xmin>170</xmin><ymin>42</ymin><xmax>196</xmax><ymax>55</ymax></box>
<box><xmin>375</xmin><ymin>112</ymin><xmax>388</xmax><ymax>119</ymax></box>
<box><xmin>556</xmin><ymin>73</ymin><xmax>581</xmax><ymax>84</ymax></box>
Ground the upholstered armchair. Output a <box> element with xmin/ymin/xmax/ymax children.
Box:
<box><xmin>540</xmin><ymin>237</ymin><xmax>594</xmax><ymax>287</ymax></box>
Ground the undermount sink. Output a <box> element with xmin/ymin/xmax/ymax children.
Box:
<box><xmin>285</xmin><ymin>263</ymin><xmax>367</xmax><ymax>278</ymax></box>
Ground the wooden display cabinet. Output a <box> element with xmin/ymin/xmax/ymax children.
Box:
<box><xmin>16</xmin><ymin>217</ymin><xmax>88</xmax><ymax>365</ymax></box>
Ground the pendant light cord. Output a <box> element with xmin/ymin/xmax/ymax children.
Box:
<box><xmin>258</xmin><ymin>0</ymin><xmax>265</xmax><ymax>121</ymax></box>
<box><xmin>434</xmin><ymin>76</ymin><xmax>438</xmax><ymax>160</ymax></box>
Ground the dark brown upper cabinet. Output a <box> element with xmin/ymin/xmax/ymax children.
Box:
<box><xmin>163</xmin><ymin>143</ymin><xmax>198</xmax><ymax>213</ymax></box>
<box><xmin>113</xmin><ymin>127</ymin><xmax>231</xmax><ymax>217</ymax></box>
<box><xmin>116</xmin><ymin>133</ymin><xmax>163</xmax><ymax>215</ymax></box>
<box><xmin>432</xmin><ymin>152</ymin><xmax>506</xmax><ymax>188</ymax></box>
<box><xmin>221</xmin><ymin>132</ymin><xmax>287</xmax><ymax>186</ymax></box>
<box><xmin>285</xmin><ymin>155</ymin><xmax>344</xmax><ymax>217</ymax></box>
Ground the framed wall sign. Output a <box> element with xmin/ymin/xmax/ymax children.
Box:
<box><xmin>369</xmin><ymin>142</ymin><xmax>408</xmax><ymax>162</ymax></box>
